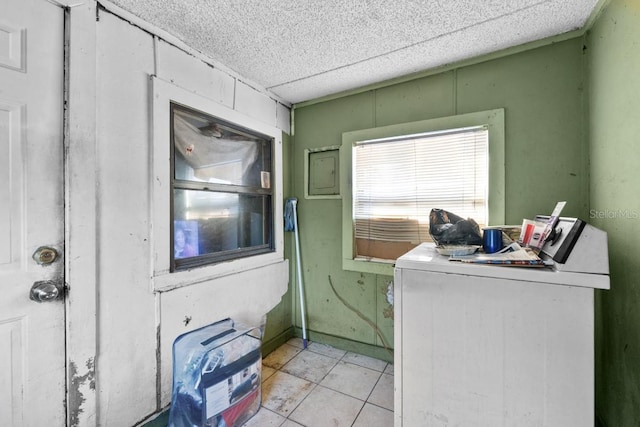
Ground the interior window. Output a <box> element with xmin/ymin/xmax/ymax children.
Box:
<box><xmin>170</xmin><ymin>103</ymin><xmax>274</xmax><ymax>271</ymax></box>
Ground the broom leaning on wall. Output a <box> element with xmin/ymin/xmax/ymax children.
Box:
<box><xmin>284</xmin><ymin>198</ymin><xmax>308</xmax><ymax>348</ymax></box>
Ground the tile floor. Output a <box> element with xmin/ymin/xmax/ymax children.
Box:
<box><xmin>244</xmin><ymin>337</ymin><xmax>394</xmax><ymax>427</ymax></box>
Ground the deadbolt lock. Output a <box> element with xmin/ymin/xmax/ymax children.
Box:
<box><xmin>32</xmin><ymin>246</ymin><xmax>59</xmax><ymax>265</ymax></box>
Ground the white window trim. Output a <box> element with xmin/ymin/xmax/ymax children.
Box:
<box><xmin>340</xmin><ymin>109</ymin><xmax>505</xmax><ymax>275</ymax></box>
<box><xmin>151</xmin><ymin>76</ymin><xmax>284</xmax><ymax>291</ymax></box>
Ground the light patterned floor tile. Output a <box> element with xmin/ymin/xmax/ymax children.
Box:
<box><xmin>352</xmin><ymin>403</ymin><xmax>394</xmax><ymax>427</ymax></box>
<box><xmin>241</xmin><ymin>407</ymin><xmax>286</xmax><ymax>426</ymax></box>
<box><xmin>247</xmin><ymin>341</ymin><xmax>394</xmax><ymax>426</ymax></box>
<box><xmin>262</xmin><ymin>365</ymin><xmax>277</xmax><ymax>382</ymax></box>
<box><xmin>263</xmin><ymin>343</ymin><xmax>302</xmax><ymax>369</ymax></box>
<box><xmin>289</xmin><ymin>385</ymin><xmax>364</xmax><ymax>427</ymax></box>
<box><xmin>342</xmin><ymin>351</ymin><xmax>388</xmax><ymax>372</ymax></box>
<box><xmin>281</xmin><ymin>349</ymin><xmax>339</xmax><ymax>383</ymax></box>
<box><xmin>262</xmin><ymin>371</ymin><xmax>315</xmax><ymax>417</ymax></box>
<box><xmin>280</xmin><ymin>420</ymin><xmax>304</xmax><ymax>427</ymax></box>
<box><xmin>307</xmin><ymin>342</ymin><xmax>347</xmax><ymax>359</ymax></box>
<box><xmin>286</xmin><ymin>337</ymin><xmax>306</xmax><ymax>349</ymax></box>
<box><xmin>320</xmin><ymin>361</ymin><xmax>382</xmax><ymax>401</ymax></box>
<box><xmin>368</xmin><ymin>373</ymin><xmax>394</xmax><ymax>410</ymax></box>
<box><xmin>384</xmin><ymin>363</ymin><xmax>394</xmax><ymax>376</ymax></box>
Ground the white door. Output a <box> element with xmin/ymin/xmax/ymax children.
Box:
<box><xmin>0</xmin><ymin>0</ymin><xmax>66</xmax><ymax>425</ymax></box>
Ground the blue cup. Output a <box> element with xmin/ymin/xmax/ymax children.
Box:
<box><xmin>483</xmin><ymin>228</ymin><xmax>503</xmax><ymax>254</ymax></box>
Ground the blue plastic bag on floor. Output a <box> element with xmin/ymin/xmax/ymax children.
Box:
<box><xmin>169</xmin><ymin>318</ymin><xmax>262</xmax><ymax>427</ymax></box>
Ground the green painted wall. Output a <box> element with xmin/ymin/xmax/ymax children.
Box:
<box><xmin>291</xmin><ymin>91</ymin><xmax>396</xmax><ymax>359</ymax></box>
<box><xmin>279</xmin><ymin>37</ymin><xmax>589</xmax><ymax>359</ymax></box>
<box><xmin>589</xmin><ymin>0</ymin><xmax>640</xmax><ymax>425</ymax></box>
<box><xmin>263</xmin><ymin>3</ymin><xmax>640</xmax><ymax>424</ymax></box>
<box><xmin>263</xmin><ymin>131</ymin><xmax>294</xmax><ymax>350</ymax></box>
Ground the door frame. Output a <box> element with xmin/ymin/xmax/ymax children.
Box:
<box><xmin>61</xmin><ymin>1</ymin><xmax>98</xmax><ymax>425</ymax></box>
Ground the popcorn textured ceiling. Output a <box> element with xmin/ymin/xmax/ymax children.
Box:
<box><xmin>106</xmin><ymin>0</ymin><xmax>600</xmax><ymax>104</ymax></box>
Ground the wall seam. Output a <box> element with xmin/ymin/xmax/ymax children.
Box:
<box><xmin>453</xmin><ymin>68</ymin><xmax>458</xmax><ymax>115</ymax></box>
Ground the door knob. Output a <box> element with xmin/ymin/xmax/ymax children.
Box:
<box><xmin>30</xmin><ymin>280</ymin><xmax>64</xmax><ymax>303</ymax></box>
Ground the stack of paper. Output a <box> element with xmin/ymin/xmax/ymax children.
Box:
<box><xmin>449</xmin><ymin>243</ymin><xmax>546</xmax><ymax>267</ymax></box>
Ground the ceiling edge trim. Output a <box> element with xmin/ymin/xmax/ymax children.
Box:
<box><xmin>293</xmin><ymin>27</ymin><xmax>588</xmax><ymax>109</ymax></box>
<box><xmin>583</xmin><ymin>0</ymin><xmax>612</xmax><ymax>31</ymax></box>
<box><xmin>97</xmin><ymin>0</ymin><xmax>292</xmax><ymax>107</ymax></box>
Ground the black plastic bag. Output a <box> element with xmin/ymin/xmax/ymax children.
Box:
<box><xmin>429</xmin><ymin>208</ymin><xmax>482</xmax><ymax>246</ymax></box>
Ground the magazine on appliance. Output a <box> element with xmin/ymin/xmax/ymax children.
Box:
<box><xmin>449</xmin><ymin>242</ymin><xmax>546</xmax><ymax>267</ymax></box>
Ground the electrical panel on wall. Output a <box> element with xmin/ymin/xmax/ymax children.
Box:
<box><xmin>305</xmin><ymin>146</ymin><xmax>341</xmax><ymax>198</ymax></box>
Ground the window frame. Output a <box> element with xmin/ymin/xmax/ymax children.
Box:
<box><xmin>340</xmin><ymin>109</ymin><xmax>505</xmax><ymax>275</ymax></box>
<box><xmin>151</xmin><ymin>77</ymin><xmax>284</xmax><ymax>291</ymax></box>
<box><xmin>169</xmin><ymin>103</ymin><xmax>275</xmax><ymax>271</ymax></box>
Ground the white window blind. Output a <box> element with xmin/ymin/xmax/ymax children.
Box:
<box><xmin>353</xmin><ymin>125</ymin><xmax>488</xmax><ymax>245</ymax></box>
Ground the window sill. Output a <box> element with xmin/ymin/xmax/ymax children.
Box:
<box><xmin>342</xmin><ymin>257</ymin><xmax>395</xmax><ymax>276</ymax></box>
<box><xmin>153</xmin><ymin>252</ymin><xmax>285</xmax><ymax>292</ymax></box>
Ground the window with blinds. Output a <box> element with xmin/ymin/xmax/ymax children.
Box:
<box><xmin>353</xmin><ymin>125</ymin><xmax>488</xmax><ymax>260</ymax></box>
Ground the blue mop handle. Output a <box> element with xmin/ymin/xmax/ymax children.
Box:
<box><xmin>290</xmin><ymin>199</ymin><xmax>308</xmax><ymax>348</ymax></box>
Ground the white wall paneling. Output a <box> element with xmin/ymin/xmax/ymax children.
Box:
<box><xmin>62</xmin><ymin>6</ymin><xmax>291</xmax><ymax>425</ymax></box>
<box><xmin>155</xmin><ymin>39</ymin><xmax>235</xmax><ymax>109</ymax></box>
<box><xmin>96</xmin><ymin>11</ymin><xmax>158</xmax><ymax>425</ymax></box>
<box><xmin>235</xmin><ymin>80</ymin><xmax>279</xmax><ymax>128</ymax></box>
<box><xmin>158</xmin><ymin>260</ymin><xmax>289</xmax><ymax>405</ymax></box>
